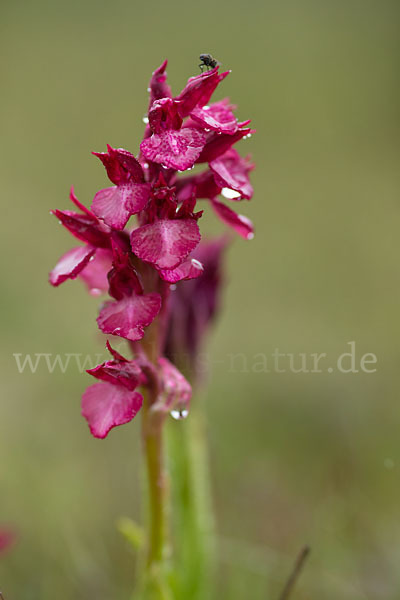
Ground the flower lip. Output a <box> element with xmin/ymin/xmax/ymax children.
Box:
<box><xmin>130</xmin><ymin>218</ymin><xmax>201</xmax><ymax>270</ymax></box>
<box><xmin>82</xmin><ymin>382</ymin><xmax>143</xmax><ymax>439</ymax></box>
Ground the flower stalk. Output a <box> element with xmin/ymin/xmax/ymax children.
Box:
<box><xmin>49</xmin><ymin>58</ymin><xmax>255</xmax><ymax>599</ymax></box>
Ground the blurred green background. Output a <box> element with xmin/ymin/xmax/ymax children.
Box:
<box><xmin>1</xmin><ymin>0</ymin><xmax>399</xmax><ymax>597</ymax></box>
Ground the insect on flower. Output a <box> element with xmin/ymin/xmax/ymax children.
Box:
<box><xmin>199</xmin><ymin>53</ymin><xmax>219</xmax><ymax>72</ymax></box>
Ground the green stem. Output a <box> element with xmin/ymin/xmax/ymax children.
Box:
<box><xmin>167</xmin><ymin>403</ymin><xmax>216</xmax><ymax>600</ymax></box>
<box><xmin>142</xmin><ymin>398</ymin><xmax>168</xmax><ymax>567</ymax></box>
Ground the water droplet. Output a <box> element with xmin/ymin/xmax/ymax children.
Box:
<box><xmin>243</xmin><ymin>133</ymin><xmax>252</xmax><ymax>140</ymax></box>
<box><xmin>170</xmin><ymin>409</ymin><xmax>189</xmax><ymax>420</ymax></box>
<box><xmin>142</xmin><ymin>116</ymin><xmax>149</xmax><ymax>124</ymax></box>
<box><xmin>191</xmin><ymin>259</ymin><xmax>203</xmax><ymax>270</ymax></box>
<box><xmin>114</xmin><ymin>327</ymin><xmax>121</xmax><ymax>334</ymax></box>
<box><xmin>170</xmin><ymin>284</ymin><xmax>177</xmax><ymax>291</ymax></box>
<box><xmin>90</xmin><ymin>288</ymin><xmax>102</xmax><ymax>296</ymax></box>
<box><xmin>147</xmin><ymin>87</ymin><xmax>151</xmax><ymax>92</ymax></box>
<box><xmin>143</xmin><ymin>162</ymin><xmax>149</xmax><ymax>169</ymax></box>
<box><xmin>221</xmin><ymin>187</ymin><xmax>241</xmax><ymax>200</ymax></box>
<box><xmin>247</xmin><ymin>232</ymin><xmax>255</xmax><ymax>240</ymax></box>
<box><xmin>203</xmin><ymin>105</ymin><xmax>210</xmax><ymax>111</ymax></box>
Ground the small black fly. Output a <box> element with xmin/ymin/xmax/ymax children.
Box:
<box><xmin>199</xmin><ymin>54</ymin><xmax>220</xmax><ymax>72</ymax></box>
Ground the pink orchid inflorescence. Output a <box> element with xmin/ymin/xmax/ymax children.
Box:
<box><xmin>49</xmin><ymin>60</ymin><xmax>255</xmax><ymax>439</ymax></box>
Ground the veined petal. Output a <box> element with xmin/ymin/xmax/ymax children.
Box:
<box><xmin>210</xmin><ymin>149</ymin><xmax>254</xmax><ymax>199</ymax></box>
<box><xmin>97</xmin><ymin>293</ymin><xmax>162</xmax><ymax>341</ymax></box>
<box><xmin>176</xmin><ymin>69</ymin><xmax>229</xmax><ymax>118</ymax></box>
<box><xmin>211</xmin><ymin>198</ymin><xmax>254</xmax><ymax>240</ymax></box>
<box><xmin>93</xmin><ymin>146</ymin><xmax>144</xmax><ymax>185</ymax></box>
<box><xmin>49</xmin><ymin>246</ymin><xmax>96</xmax><ymax>286</ymax></box>
<box><xmin>197</xmin><ymin>128</ymin><xmax>253</xmax><ymax>164</ymax></box>
<box><xmin>190</xmin><ymin>100</ymin><xmax>238</xmax><ymax>134</ymax></box>
<box><xmin>78</xmin><ymin>248</ymin><xmax>112</xmax><ymax>296</ymax></box>
<box><xmin>158</xmin><ymin>257</ymin><xmax>204</xmax><ymax>283</ymax></box>
<box><xmin>130</xmin><ymin>219</ymin><xmax>201</xmax><ymax>270</ymax></box>
<box><xmin>51</xmin><ymin>209</ymin><xmax>110</xmax><ymax>248</ymax></box>
<box><xmin>157</xmin><ymin>357</ymin><xmax>192</xmax><ymax>415</ymax></box>
<box><xmin>149</xmin><ymin>59</ymin><xmax>172</xmax><ymax>105</ymax></box>
<box><xmin>82</xmin><ymin>382</ymin><xmax>143</xmax><ymax>439</ymax></box>
<box><xmin>92</xmin><ymin>183</ymin><xmax>149</xmax><ymax>231</ymax></box>
<box><xmin>87</xmin><ymin>358</ymin><xmax>142</xmax><ymax>390</ymax></box>
<box><xmin>140</xmin><ymin>129</ymin><xmax>206</xmax><ymax>171</ymax></box>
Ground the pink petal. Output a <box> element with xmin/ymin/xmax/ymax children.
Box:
<box><xmin>93</xmin><ymin>146</ymin><xmax>144</xmax><ymax>185</ymax></box>
<box><xmin>197</xmin><ymin>128</ymin><xmax>253</xmax><ymax>164</ymax></box>
<box><xmin>210</xmin><ymin>149</ymin><xmax>254</xmax><ymax>200</ymax></box>
<box><xmin>92</xmin><ymin>183</ymin><xmax>150</xmax><ymax>230</ymax></box>
<box><xmin>97</xmin><ymin>293</ymin><xmax>162</xmax><ymax>341</ymax></box>
<box><xmin>106</xmin><ymin>340</ymin><xmax>128</xmax><ymax>362</ymax></box>
<box><xmin>157</xmin><ymin>357</ymin><xmax>192</xmax><ymax>415</ymax></box>
<box><xmin>49</xmin><ymin>246</ymin><xmax>96</xmax><ymax>286</ymax></box>
<box><xmin>190</xmin><ymin>100</ymin><xmax>238</xmax><ymax>134</ymax></box>
<box><xmin>176</xmin><ymin>69</ymin><xmax>229</xmax><ymax>118</ymax></box>
<box><xmin>176</xmin><ymin>170</ymin><xmax>221</xmax><ymax>202</ymax></box>
<box><xmin>140</xmin><ymin>129</ymin><xmax>206</xmax><ymax>171</ymax></box>
<box><xmin>211</xmin><ymin>198</ymin><xmax>254</xmax><ymax>240</ymax></box>
<box><xmin>82</xmin><ymin>382</ymin><xmax>143</xmax><ymax>439</ymax></box>
<box><xmin>51</xmin><ymin>209</ymin><xmax>110</xmax><ymax>247</ymax></box>
<box><xmin>149</xmin><ymin>59</ymin><xmax>172</xmax><ymax>105</ymax></box>
<box><xmin>130</xmin><ymin>219</ymin><xmax>201</xmax><ymax>270</ymax></box>
<box><xmin>87</xmin><ymin>358</ymin><xmax>142</xmax><ymax>390</ymax></box>
<box><xmin>78</xmin><ymin>248</ymin><xmax>113</xmax><ymax>296</ymax></box>
<box><xmin>158</xmin><ymin>257</ymin><xmax>204</xmax><ymax>283</ymax></box>
<box><xmin>69</xmin><ymin>186</ymin><xmax>96</xmax><ymax>218</ymax></box>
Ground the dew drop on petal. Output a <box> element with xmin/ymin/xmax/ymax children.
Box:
<box><xmin>90</xmin><ymin>288</ymin><xmax>102</xmax><ymax>296</ymax></box>
<box><xmin>142</xmin><ymin>116</ymin><xmax>149</xmax><ymax>124</ymax></box>
<box><xmin>221</xmin><ymin>187</ymin><xmax>241</xmax><ymax>200</ymax></box>
<box><xmin>247</xmin><ymin>232</ymin><xmax>255</xmax><ymax>240</ymax></box>
<box><xmin>170</xmin><ymin>284</ymin><xmax>177</xmax><ymax>291</ymax></box>
<box><xmin>191</xmin><ymin>259</ymin><xmax>203</xmax><ymax>270</ymax></box>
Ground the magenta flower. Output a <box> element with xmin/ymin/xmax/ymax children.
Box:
<box><xmin>49</xmin><ymin>188</ymin><xmax>113</xmax><ymax>295</ymax></box>
<box><xmin>82</xmin><ymin>342</ymin><xmax>144</xmax><ymax>438</ymax></box>
<box><xmin>96</xmin><ymin>243</ymin><xmax>162</xmax><ymax>342</ymax></box>
<box><xmin>49</xmin><ymin>59</ymin><xmax>255</xmax><ymax>438</ymax></box>
<box><xmin>0</xmin><ymin>528</ymin><xmax>16</xmax><ymax>556</ymax></box>
<box><xmin>92</xmin><ymin>145</ymin><xmax>151</xmax><ymax>230</ymax></box>
<box><xmin>140</xmin><ymin>98</ymin><xmax>206</xmax><ymax>171</ymax></box>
